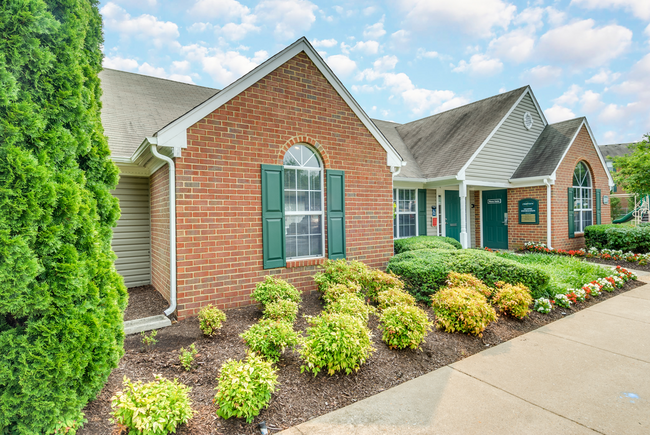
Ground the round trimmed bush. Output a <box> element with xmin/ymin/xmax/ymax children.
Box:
<box><xmin>379</xmin><ymin>305</ymin><xmax>432</xmax><ymax>350</ymax></box>
<box><xmin>240</xmin><ymin>319</ymin><xmax>301</xmax><ymax>362</ymax></box>
<box><xmin>492</xmin><ymin>282</ymin><xmax>533</xmax><ymax>319</ymax></box>
<box><xmin>431</xmin><ymin>287</ymin><xmax>497</xmax><ymax>336</ymax></box>
<box><xmin>263</xmin><ymin>299</ymin><xmax>299</xmax><ymax>323</ymax></box>
<box><xmin>326</xmin><ymin>292</ymin><xmax>375</xmax><ymax>322</ymax></box>
<box><xmin>198</xmin><ymin>304</ymin><xmax>227</xmax><ymax>336</ymax></box>
<box><xmin>252</xmin><ymin>276</ymin><xmax>302</xmax><ymax>306</ymax></box>
<box><xmin>394</xmin><ymin>235</ymin><xmax>461</xmax><ymax>254</ymax></box>
<box><xmin>446</xmin><ymin>272</ymin><xmax>494</xmax><ymax>299</ymax></box>
<box><xmin>322</xmin><ymin>283</ymin><xmax>363</xmax><ymax>305</ymax></box>
<box><xmin>376</xmin><ymin>288</ymin><xmax>416</xmax><ymax>310</ymax></box>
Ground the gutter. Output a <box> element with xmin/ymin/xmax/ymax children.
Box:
<box><xmin>391</xmin><ymin>161</ymin><xmax>407</xmax><ymax>178</ymax></box>
<box><xmin>149</xmin><ymin>141</ymin><xmax>177</xmax><ymax>318</ymax></box>
<box><xmin>544</xmin><ymin>178</ymin><xmax>552</xmax><ymax>248</ymax></box>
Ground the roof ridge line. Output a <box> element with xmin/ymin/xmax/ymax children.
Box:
<box><xmin>101</xmin><ymin>68</ymin><xmax>221</xmax><ymax>92</ymax></box>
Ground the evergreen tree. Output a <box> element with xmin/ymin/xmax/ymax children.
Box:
<box><xmin>0</xmin><ymin>0</ymin><xmax>127</xmax><ymax>432</ymax></box>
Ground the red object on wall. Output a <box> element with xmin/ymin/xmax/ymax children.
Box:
<box><xmin>432</xmin><ymin>217</ymin><xmax>437</xmax><ymax>227</ymax></box>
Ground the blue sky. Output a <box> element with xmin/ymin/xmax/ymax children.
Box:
<box><xmin>100</xmin><ymin>0</ymin><xmax>650</xmax><ymax>145</ymax></box>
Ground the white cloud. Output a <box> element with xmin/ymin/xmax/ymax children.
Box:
<box><xmin>351</xmin><ymin>40</ymin><xmax>380</xmax><ymax>55</ymax></box>
<box><xmin>363</xmin><ymin>6</ymin><xmax>377</xmax><ymax>16</ymax></box>
<box><xmin>513</xmin><ymin>7</ymin><xmax>544</xmax><ymax>31</ymax></box>
<box><xmin>187</xmin><ymin>22</ymin><xmax>213</xmax><ymax>33</ymax></box>
<box><xmin>137</xmin><ymin>62</ymin><xmax>194</xmax><ymax>83</ymax></box>
<box><xmin>603</xmin><ymin>131</ymin><xmax>619</xmax><ymax>143</ymax></box>
<box><xmin>363</xmin><ymin>20</ymin><xmax>386</xmax><ymax>39</ymax></box>
<box><xmin>351</xmin><ymin>84</ymin><xmax>383</xmax><ymax>93</ymax></box>
<box><xmin>545</xmin><ymin>105</ymin><xmax>576</xmax><ymax>123</ymax></box>
<box><xmin>216</xmin><ymin>14</ymin><xmax>260</xmax><ymax>40</ymax></box>
<box><xmin>537</xmin><ymin>20</ymin><xmax>632</xmax><ymax>68</ymax></box>
<box><xmin>645</xmin><ymin>23</ymin><xmax>650</xmax><ymax>41</ymax></box>
<box><xmin>397</xmin><ymin>0</ymin><xmax>516</xmax><ymax>37</ymax></box>
<box><xmin>452</xmin><ymin>54</ymin><xmax>503</xmax><ymax>76</ymax></box>
<box><xmin>554</xmin><ymin>84</ymin><xmax>581</xmax><ymax>106</ymax></box>
<box><xmin>182</xmin><ymin>44</ymin><xmax>268</xmax><ymax>86</ymax></box>
<box><xmin>580</xmin><ymin>90</ymin><xmax>604</xmax><ymax>113</ymax></box>
<box><xmin>488</xmin><ymin>29</ymin><xmax>535</xmax><ymax>63</ymax></box>
<box><xmin>390</xmin><ymin>30</ymin><xmax>411</xmax><ymax>50</ymax></box>
<box><xmin>312</xmin><ymin>38</ymin><xmax>338</xmax><ymax>48</ymax></box>
<box><xmin>598</xmin><ymin>102</ymin><xmax>640</xmax><ymax>123</ymax></box>
<box><xmin>545</xmin><ymin>7</ymin><xmax>566</xmax><ymax>27</ymax></box>
<box><xmin>499</xmin><ymin>87</ymin><xmax>507</xmax><ymax>93</ymax></box>
<box><xmin>586</xmin><ymin>69</ymin><xmax>621</xmax><ymax>85</ymax></box>
<box><xmin>326</xmin><ymin>54</ymin><xmax>357</xmax><ymax>77</ymax></box>
<box><xmin>373</xmin><ymin>55</ymin><xmax>399</xmax><ymax>72</ymax></box>
<box><xmin>256</xmin><ymin>0</ymin><xmax>317</xmax><ymax>39</ymax></box>
<box><xmin>103</xmin><ymin>56</ymin><xmax>139</xmax><ymax>71</ymax></box>
<box><xmin>522</xmin><ymin>65</ymin><xmax>563</xmax><ymax>87</ymax></box>
<box><xmin>334</xmin><ymin>5</ymin><xmax>355</xmax><ymax>17</ymax></box>
<box><xmin>101</xmin><ymin>2</ymin><xmax>180</xmax><ymax>48</ymax></box>
<box><xmin>416</xmin><ymin>48</ymin><xmax>440</xmax><ymax>59</ymax></box>
<box><xmin>571</xmin><ymin>0</ymin><xmax>650</xmax><ymax>20</ymax></box>
<box><xmin>171</xmin><ymin>60</ymin><xmax>191</xmax><ymax>74</ymax></box>
<box><xmin>112</xmin><ymin>0</ymin><xmax>157</xmax><ymax>7</ymax></box>
<box><xmin>188</xmin><ymin>0</ymin><xmax>250</xmax><ymax>19</ymax></box>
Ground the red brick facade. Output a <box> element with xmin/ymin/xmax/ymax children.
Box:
<box><xmin>507</xmin><ymin>186</ymin><xmax>548</xmax><ymax>250</ymax></box>
<box><xmin>156</xmin><ymin>52</ymin><xmax>394</xmax><ymax>319</ymax></box>
<box><xmin>551</xmin><ymin>126</ymin><xmax>611</xmax><ymax>250</ymax></box>
<box><xmin>150</xmin><ymin>165</ymin><xmax>171</xmax><ymax>302</ymax></box>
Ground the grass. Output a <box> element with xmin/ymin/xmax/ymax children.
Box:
<box><xmin>496</xmin><ymin>253</ymin><xmax>612</xmax><ymax>299</ymax></box>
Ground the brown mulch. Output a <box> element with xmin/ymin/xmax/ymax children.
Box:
<box><xmin>584</xmin><ymin>257</ymin><xmax>650</xmax><ymax>272</ymax></box>
<box><xmin>80</xmin><ymin>279</ymin><xmax>645</xmax><ymax>435</ymax></box>
<box><xmin>123</xmin><ymin>285</ymin><xmax>170</xmax><ymax>321</ymax></box>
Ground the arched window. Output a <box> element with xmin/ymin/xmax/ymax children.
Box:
<box><xmin>573</xmin><ymin>162</ymin><xmax>592</xmax><ymax>233</ymax></box>
<box><xmin>283</xmin><ymin>145</ymin><xmax>323</xmax><ymax>259</ymax></box>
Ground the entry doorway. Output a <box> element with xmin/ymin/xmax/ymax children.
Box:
<box><xmin>445</xmin><ymin>190</ymin><xmax>460</xmax><ymax>243</ymax></box>
<box><xmin>482</xmin><ymin>189</ymin><xmax>508</xmax><ymax>249</ymax></box>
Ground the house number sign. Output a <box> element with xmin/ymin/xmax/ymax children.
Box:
<box><xmin>518</xmin><ymin>198</ymin><xmax>539</xmax><ymax>224</ymax></box>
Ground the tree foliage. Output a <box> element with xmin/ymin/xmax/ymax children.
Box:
<box><xmin>612</xmin><ymin>134</ymin><xmax>650</xmax><ymax>196</ymax></box>
<box><xmin>0</xmin><ymin>0</ymin><xmax>127</xmax><ymax>433</ymax></box>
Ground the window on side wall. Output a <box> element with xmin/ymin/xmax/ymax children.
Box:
<box><xmin>393</xmin><ymin>188</ymin><xmax>416</xmax><ymax>238</ymax></box>
<box><xmin>573</xmin><ymin>161</ymin><xmax>593</xmax><ymax>233</ymax></box>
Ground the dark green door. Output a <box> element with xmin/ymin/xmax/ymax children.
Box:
<box><xmin>445</xmin><ymin>190</ymin><xmax>460</xmax><ymax>243</ymax></box>
<box><xmin>482</xmin><ymin>189</ymin><xmax>508</xmax><ymax>249</ymax></box>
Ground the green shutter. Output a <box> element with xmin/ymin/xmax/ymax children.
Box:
<box><xmin>596</xmin><ymin>189</ymin><xmax>601</xmax><ymax>225</ymax></box>
<box><xmin>327</xmin><ymin>170</ymin><xmax>346</xmax><ymax>259</ymax></box>
<box><xmin>568</xmin><ymin>187</ymin><xmax>575</xmax><ymax>239</ymax></box>
<box><xmin>418</xmin><ymin>189</ymin><xmax>427</xmax><ymax>236</ymax></box>
<box><xmin>261</xmin><ymin>164</ymin><xmax>286</xmax><ymax>269</ymax></box>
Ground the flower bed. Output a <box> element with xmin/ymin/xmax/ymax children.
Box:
<box><xmin>523</xmin><ymin>241</ymin><xmax>650</xmax><ymax>266</ymax></box>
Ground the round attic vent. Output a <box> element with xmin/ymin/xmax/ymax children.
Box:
<box><xmin>523</xmin><ymin>112</ymin><xmax>534</xmax><ymax>130</ymax></box>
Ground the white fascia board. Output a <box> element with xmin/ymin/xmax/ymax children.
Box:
<box><xmin>508</xmin><ymin>175</ymin><xmax>554</xmax><ymax>185</ymax></box>
<box><xmin>458</xmin><ymin>87</ymin><xmax>530</xmax><ymax>176</ymax></box>
<box><xmin>393</xmin><ymin>177</ymin><xmax>428</xmax><ymax>183</ymax></box>
<box><xmin>393</xmin><ymin>180</ymin><xmax>425</xmax><ymax>189</ymax></box>
<box><xmin>155</xmin><ymin>37</ymin><xmax>403</xmax><ymax>167</ymax></box>
<box><xmin>115</xmin><ymin>161</ymin><xmax>150</xmax><ymax>177</ymax></box>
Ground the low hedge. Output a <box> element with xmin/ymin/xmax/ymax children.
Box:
<box><xmin>585</xmin><ymin>224</ymin><xmax>650</xmax><ymax>253</ymax></box>
<box><xmin>584</xmin><ymin>224</ymin><xmax>620</xmax><ymax>250</ymax></box>
<box><xmin>386</xmin><ymin>249</ymin><xmax>549</xmax><ymax>304</ymax></box>
<box><xmin>394</xmin><ymin>236</ymin><xmax>461</xmax><ymax>254</ymax></box>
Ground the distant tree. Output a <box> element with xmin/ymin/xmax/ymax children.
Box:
<box><xmin>612</xmin><ymin>134</ymin><xmax>650</xmax><ymax>196</ymax></box>
<box><xmin>0</xmin><ymin>0</ymin><xmax>127</xmax><ymax>433</ymax></box>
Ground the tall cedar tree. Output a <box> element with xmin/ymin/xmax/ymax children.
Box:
<box><xmin>0</xmin><ymin>0</ymin><xmax>127</xmax><ymax>433</ymax></box>
<box><xmin>612</xmin><ymin>133</ymin><xmax>650</xmax><ymax>196</ymax></box>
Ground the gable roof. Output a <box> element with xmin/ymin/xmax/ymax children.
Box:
<box><xmin>371</xmin><ymin>119</ymin><xmax>424</xmax><ymax>179</ymax></box>
<box><xmin>99</xmin><ymin>69</ymin><xmax>219</xmax><ymax>160</ymax></box>
<box><xmin>511</xmin><ymin>117</ymin><xmax>585</xmax><ymax>179</ymax></box>
<box><xmin>152</xmin><ymin>37</ymin><xmax>402</xmax><ymax>166</ymax></box>
<box><xmin>599</xmin><ymin>143</ymin><xmax>633</xmax><ymax>160</ymax></box>
<box><xmin>374</xmin><ymin>86</ymin><xmax>529</xmax><ymax>179</ymax></box>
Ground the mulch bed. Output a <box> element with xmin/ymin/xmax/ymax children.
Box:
<box><xmin>80</xmin><ymin>279</ymin><xmax>645</xmax><ymax>435</ymax></box>
<box><xmin>584</xmin><ymin>257</ymin><xmax>650</xmax><ymax>272</ymax></box>
<box><xmin>123</xmin><ymin>285</ymin><xmax>170</xmax><ymax>321</ymax></box>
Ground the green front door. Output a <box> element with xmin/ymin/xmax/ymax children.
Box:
<box><xmin>445</xmin><ymin>190</ymin><xmax>460</xmax><ymax>243</ymax></box>
<box><xmin>482</xmin><ymin>189</ymin><xmax>508</xmax><ymax>249</ymax></box>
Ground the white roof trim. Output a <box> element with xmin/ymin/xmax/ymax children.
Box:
<box><xmin>154</xmin><ymin>37</ymin><xmax>402</xmax><ymax>167</ymax></box>
<box><xmin>550</xmin><ymin>118</ymin><xmax>614</xmax><ymax>187</ymax></box>
<box><xmin>458</xmin><ymin>87</ymin><xmax>537</xmax><ymax>176</ymax></box>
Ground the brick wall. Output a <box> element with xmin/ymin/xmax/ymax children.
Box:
<box><xmin>171</xmin><ymin>52</ymin><xmax>394</xmax><ymax>319</ymax></box>
<box><xmin>150</xmin><ymin>164</ymin><xmax>171</xmax><ymax>302</ymax></box>
<box><xmin>507</xmin><ymin>186</ymin><xmax>548</xmax><ymax>250</ymax></box>
<box><xmin>552</xmin><ymin>125</ymin><xmax>611</xmax><ymax>250</ymax></box>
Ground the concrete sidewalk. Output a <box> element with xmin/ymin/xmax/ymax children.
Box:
<box><xmin>281</xmin><ymin>279</ymin><xmax>650</xmax><ymax>435</ymax></box>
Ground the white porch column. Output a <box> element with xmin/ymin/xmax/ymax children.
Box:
<box><xmin>459</xmin><ymin>181</ymin><xmax>468</xmax><ymax>248</ymax></box>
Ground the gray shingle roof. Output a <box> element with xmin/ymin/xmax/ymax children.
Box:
<box><xmin>99</xmin><ymin>69</ymin><xmax>220</xmax><ymax>159</ymax></box>
<box><xmin>371</xmin><ymin>119</ymin><xmax>424</xmax><ymax>178</ymax></box>
<box><xmin>511</xmin><ymin>117</ymin><xmax>584</xmax><ymax>179</ymax></box>
<box><xmin>377</xmin><ymin>86</ymin><xmax>528</xmax><ymax>179</ymax></box>
<box><xmin>599</xmin><ymin>143</ymin><xmax>633</xmax><ymax>159</ymax></box>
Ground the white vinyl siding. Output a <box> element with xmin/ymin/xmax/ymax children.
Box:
<box><xmin>465</xmin><ymin>93</ymin><xmax>545</xmax><ymax>182</ymax></box>
<box><xmin>111</xmin><ymin>176</ymin><xmax>151</xmax><ymax>288</ymax></box>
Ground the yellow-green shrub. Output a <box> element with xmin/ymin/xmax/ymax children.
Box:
<box><xmin>314</xmin><ymin>259</ymin><xmax>404</xmax><ymax>302</ymax></box>
<box><xmin>198</xmin><ymin>305</ymin><xmax>227</xmax><ymax>336</ymax></box>
<box><xmin>240</xmin><ymin>319</ymin><xmax>301</xmax><ymax>362</ymax></box>
<box><xmin>263</xmin><ymin>299</ymin><xmax>299</xmax><ymax>323</ymax></box>
<box><xmin>376</xmin><ymin>288</ymin><xmax>416</xmax><ymax>310</ymax></box>
<box><xmin>322</xmin><ymin>282</ymin><xmax>363</xmax><ymax>305</ymax></box>
<box><xmin>252</xmin><ymin>276</ymin><xmax>302</xmax><ymax>306</ymax></box>
<box><xmin>446</xmin><ymin>271</ymin><xmax>493</xmax><ymax>299</ymax></box>
<box><xmin>326</xmin><ymin>293</ymin><xmax>375</xmax><ymax>322</ymax></box>
<box><xmin>379</xmin><ymin>305</ymin><xmax>432</xmax><ymax>350</ymax></box>
<box><xmin>492</xmin><ymin>282</ymin><xmax>533</xmax><ymax>319</ymax></box>
<box><xmin>431</xmin><ymin>287</ymin><xmax>497</xmax><ymax>336</ymax></box>
<box><xmin>364</xmin><ymin>269</ymin><xmax>405</xmax><ymax>303</ymax></box>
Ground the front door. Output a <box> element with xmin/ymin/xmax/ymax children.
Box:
<box><xmin>482</xmin><ymin>189</ymin><xmax>508</xmax><ymax>249</ymax></box>
<box><xmin>445</xmin><ymin>190</ymin><xmax>460</xmax><ymax>243</ymax></box>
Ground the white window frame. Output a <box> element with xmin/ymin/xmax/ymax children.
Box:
<box><xmin>393</xmin><ymin>188</ymin><xmax>417</xmax><ymax>239</ymax></box>
<box><xmin>284</xmin><ymin>144</ymin><xmax>325</xmax><ymax>261</ymax></box>
<box><xmin>573</xmin><ymin>162</ymin><xmax>593</xmax><ymax>234</ymax></box>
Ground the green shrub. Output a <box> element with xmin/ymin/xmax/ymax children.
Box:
<box><xmin>198</xmin><ymin>305</ymin><xmax>227</xmax><ymax>336</ymax></box>
<box><xmin>240</xmin><ymin>319</ymin><xmax>301</xmax><ymax>362</ymax></box>
<box><xmin>446</xmin><ymin>271</ymin><xmax>494</xmax><ymax>299</ymax></box>
<box><xmin>326</xmin><ymin>293</ymin><xmax>376</xmax><ymax>322</ymax></box>
<box><xmin>364</xmin><ymin>269</ymin><xmax>405</xmax><ymax>303</ymax></box>
<box><xmin>584</xmin><ymin>224</ymin><xmax>650</xmax><ymax>253</ymax></box>
<box><xmin>431</xmin><ymin>287</ymin><xmax>497</xmax><ymax>336</ymax></box>
<box><xmin>252</xmin><ymin>276</ymin><xmax>302</xmax><ymax>306</ymax></box>
<box><xmin>376</xmin><ymin>288</ymin><xmax>416</xmax><ymax>310</ymax></box>
<box><xmin>141</xmin><ymin>330</ymin><xmax>158</xmax><ymax>350</ymax></box>
<box><xmin>394</xmin><ymin>235</ymin><xmax>461</xmax><ymax>253</ymax></box>
<box><xmin>214</xmin><ymin>353</ymin><xmax>278</xmax><ymax>423</ymax></box>
<box><xmin>387</xmin><ymin>249</ymin><xmax>548</xmax><ymax>304</ymax></box>
<box><xmin>111</xmin><ymin>375</ymin><xmax>195</xmax><ymax>435</ymax></box>
<box><xmin>491</xmin><ymin>282</ymin><xmax>533</xmax><ymax>319</ymax></box>
<box><xmin>263</xmin><ymin>299</ymin><xmax>299</xmax><ymax>323</ymax></box>
<box><xmin>322</xmin><ymin>282</ymin><xmax>363</xmax><ymax>305</ymax></box>
<box><xmin>314</xmin><ymin>259</ymin><xmax>370</xmax><ymax>292</ymax></box>
<box><xmin>379</xmin><ymin>305</ymin><xmax>433</xmax><ymax>350</ymax></box>
<box><xmin>300</xmin><ymin>313</ymin><xmax>374</xmax><ymax>376</ymax></box>
<box><xmin>179</xmin><ymin>344</ymin><xmax>198</xmax><ymax>371</ymax></box>
<box><xmin>584</xmin><ymin>224</ymin><xmax>618</xmax><ymax>250</ymax></box>
<box><xmin>0</xmin><ymin>2</ymin><xmax>128</xmax><ymax>431</ymax></box>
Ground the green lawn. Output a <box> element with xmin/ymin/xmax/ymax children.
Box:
<box><xmin>497</xmin><ymin>252</ymin><xmax>612</xmax><ymax>299</ymax></box>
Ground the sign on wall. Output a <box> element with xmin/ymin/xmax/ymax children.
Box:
<box><xmin>518</xmin><ymin>198</ymin><xmax>539</xmax><ymax>225</ymax></box>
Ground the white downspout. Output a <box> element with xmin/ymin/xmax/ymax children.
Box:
<box><xmin>544</xmin><ymin>178</ymin><xmax>552</xmax><ymax>249</ymax></box>
<box><xmin>150</xmin><ymin>144</ymin><xmax>177</xmax><ymax>317</ymax></box>
<box><xmin>391</xmin><ymin>161</ymin><xmax>407</xmax><ymax>178</ymax></box>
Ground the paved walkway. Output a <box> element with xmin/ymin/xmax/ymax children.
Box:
<box><xmin>281</xmin><ymin>272</ymin><xmax>650</xmax><ymax>435</ymax></box>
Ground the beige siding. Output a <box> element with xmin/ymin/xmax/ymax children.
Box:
<box><xmin>426</xmin><ymin>189</ymin><xmax>438</xmax><ymax>236</ymax></box>
<box><xmin>111</xmin><ymin>176</ymin><xmax>151</xmax><ymax>288</ymax></box>
<box><xmin>465</xmin><ymin>93</ymin><xmax>545</xmax><ymax>182</ymax></box>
